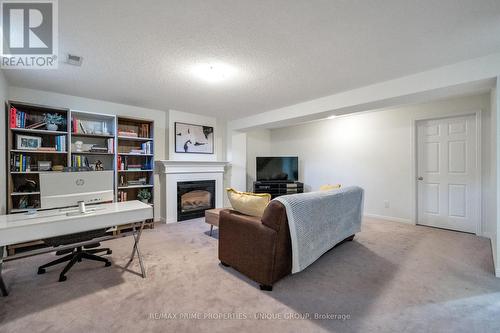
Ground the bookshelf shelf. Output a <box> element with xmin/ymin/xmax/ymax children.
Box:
<box><xmin>72</xmin><ymin>133</ymin><xmax>115</xmax><ymax>139</ymax></box>
<box><xmin>118</xmin><ymin>184</ymin><xmax>154</xmax><ymax>189</ymax></box>
<box><xmin>118</xmin><ymin>169</ymin><xmax>154</xmax><ymax>172</ymax></box>
<box><xmin>72</xmin><ymin>151</ymin><xmax>114</xmax><ymax>155</ymax></box>
<box><xmin>11</xmin><ymin>149</ymin><xmax>67</xmax><ymax>154</ymax></box>
<box><xmin>117</xmin><ymin>136</ymin><xmax>153</xmax><ymax>141</ymax></box>
<box><xmin>11</xmin><ymin>192</ymin><xmax>41</xmax><ymax>196</ymax></box>
<box><xmin>118</xmin><ymin>153</ymin><xmax>153</xmax><ymax>156</ymax></box>
<box><xmin>10</xmin><ymin>209</ymin><xmax>30</xmax><ymax>213</ymax></box>
<box><xmin>11</xmin><ymin>128</ymin><xmax>68</xmax><ymax>135</ymax></box>
<box><xmin>11</xmin><ymin>171</ymin><xmax>60</xmax><ymax>174</ymax></box>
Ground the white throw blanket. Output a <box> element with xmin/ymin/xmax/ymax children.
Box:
<box><xmin>275</xmin><ymin>186</ymin><xmax>364</xmax><ymax>273</ymax></box>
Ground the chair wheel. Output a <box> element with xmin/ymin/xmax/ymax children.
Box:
<box><xmin>105</xmin><ymin>261</ymin><xmax>112</xmax><ymax>267</ymax></box>
<box><xmin>106</xmin><ymin>250</ymin><xmax>112</xmax><ymax>255</ymax></box>
<box><xmin>37</xmin><ymin>268</ymin><xmax>46</xmax><ymax>275</ymax></box>
<box><xmin>59</xmin><ymin>275</ymin><xmax>67</xmax><ymax>282</ymax></box>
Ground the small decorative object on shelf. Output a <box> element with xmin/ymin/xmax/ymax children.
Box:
<box><xmin>37</xmin><ymin>161</ymin><xmax>52</xmax><ymax>171</ymax></box>
<box><xmin>16</xmin><ymin>135</ymin><xmax>42</xmax><ymax>150</ymax></box>
<box><xmin>52</xmin><ymin>165</ymin><xmax>64</xmax><ymax>172</ymax></box>
<box><xmin>95</xmin><ymin>160</ymin><xmax>104</xmax><ymax>171</ymax></box>
<box><xmin>44</xmin><ymin>113</ymin><xmax>65</xmax><ymax>131</ymax></box>
<box><xmin>74</xmin><ymin>140</ymin><xmax>83</xmax><ymax>152</ymax></box>
<box><xmin>137</xmin><ymin>189</ymin><xmax>151</xmax><ymax>204</ymax></box>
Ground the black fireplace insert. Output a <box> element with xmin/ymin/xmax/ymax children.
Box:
<box><xmin>177</xmin><ymin>180</ymin><xmax>216</xmax><ymax>221</ymax></box>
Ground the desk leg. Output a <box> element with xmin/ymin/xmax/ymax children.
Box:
<box><xmin>0</xmin><ymin>246</ymin><xmax>8</xmax><ymax>296</ymax></box>
<box><xmin>127</xmin><ymin>220</ymin><xmax>146</xmax><ymax>278</ymax></box>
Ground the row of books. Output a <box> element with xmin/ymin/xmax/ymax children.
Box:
<box><xmin>10</xmin><ymin>154</ymin><xmax>32</xmax><ymax>172</ymax></box>
<box><xmin>10</xmin><ymin>107</ymin><xmax>28</xmax><ymax>128</ymax></box>
<box><xmin>72</xmin><ymin>155</ymin><xmax>91</xmax><ymax>168</ymax></box>
<box><xmin>87</xmin><ymin>138</ymin><xmax>114</xmax><ymax>153</ymax></box>
<box><xmin>117</xmin><ymin>155</ymin><xmax>152</xmax><ymax>170</ymax></box>
<box><xmin>107</xmin><ymin>138</ymin><xmax>114</xmax><ymax>153</ymax></box>
<box><xmin>117</xmin><ymin>123</ymin><xmax>150</xmax><ymax>138</ymax></box>
<box><xmin>118</xmin><ymin>175</ymin><xmax>148</xmax><ymax>187</ymax></box>
<box><xmin>55</xmin><ymin>135</ymin><xmax>66</xmax><ymax>152</ymax></box>
<box><xmin>141</xmin><ymin>141</ymin><xmax>152</xmax><ymax>154</ymax></box>
<box><xmin>117</xmin><ymin>190</ymin><xmax>129</xmax><ymax>202</ymax></box>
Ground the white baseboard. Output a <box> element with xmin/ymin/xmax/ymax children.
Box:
<box><xmin>157</xmin><ymin>217</ymin><xmax>167</xmax><ymax>224</ymax></box>
<box><xmin>364</xmin><ymin>213</ymin><xmax>414</xmax><ymax>225</ymax></box>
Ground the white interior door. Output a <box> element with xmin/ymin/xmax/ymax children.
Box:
<box><xmin>416</xmin><ymin>115</ymin><xmax>479</xmax><ymax>233</ymax></box>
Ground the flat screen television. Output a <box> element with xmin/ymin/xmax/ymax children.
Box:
<box><xmin>256</xmin><ymin>156</ymin><xmax>298</xmax><ymax>182</ymax></box>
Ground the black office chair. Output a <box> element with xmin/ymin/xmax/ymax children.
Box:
<box><xmin>38</xmin><ymin>229</ymin><xmax>112</xmax><ymax>282</ymax></box>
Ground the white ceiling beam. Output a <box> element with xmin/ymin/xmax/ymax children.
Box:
<box><xmin>230</xmin><ymin>52</ymin><xmax>500</xmax><ymax>131</ymax></box>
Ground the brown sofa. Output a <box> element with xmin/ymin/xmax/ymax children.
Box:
<box><xmin>218</xmin><ymin>200</ymin><xmax>355</xmax><ymax>291</ymax></box>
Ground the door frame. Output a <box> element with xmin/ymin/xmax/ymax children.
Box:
<box><xmin>410</xmin><ymin>110</ymin><xmax>482</xmax><ymax>235</ymax></box>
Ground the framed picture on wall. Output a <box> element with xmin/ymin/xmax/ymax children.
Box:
<box><xmin>174</xmin><ymin>122</ymin><xmax>214</xmax><ymax>154</ymax></box>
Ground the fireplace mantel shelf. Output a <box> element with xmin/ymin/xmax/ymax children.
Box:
<box><xmin>156</xmin><ymin>160</ymin><xmax>229</xmax><ymax>174</ymax></box>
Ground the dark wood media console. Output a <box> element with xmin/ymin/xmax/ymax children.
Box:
<box><xmin>253</xmin><ymin>181</ymin><xmax>304</xmax><ymax>199</ymax></box>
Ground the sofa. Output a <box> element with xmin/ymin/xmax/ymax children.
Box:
<box><xmin>218</xmin><ymin>200</ymin><xmax>355</xmax><ymax>291</ymax></box>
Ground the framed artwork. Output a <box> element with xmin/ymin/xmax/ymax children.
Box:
<box><xmin>17</xmin><ymin>135</ymin><xmax>42</xmax><ymax>150</ymax></box>
<box><xmin>174</xmin><ymin>122</ymin><xmax>214</xmax><ymax>154</ymax></box>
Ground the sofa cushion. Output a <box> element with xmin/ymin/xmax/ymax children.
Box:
<box><xmin>226</xmin><ymin>188</ymin><xmax>271</xmax><ymax>217</ymax></box>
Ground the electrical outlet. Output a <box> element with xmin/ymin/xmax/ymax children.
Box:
<box><xmin>384</xmin><ymin>200</ymin><xmax>390</xmax><ymax>208</ymax></box>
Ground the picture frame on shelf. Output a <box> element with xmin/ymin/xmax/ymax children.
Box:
<box><xmin>174</xmin><ymin>122</ymin><xmax>214</xmax><ymax>154</ymax></box>
<box><xmin>16</xmin><ymin>135</ymin><xmax>42</xmax><ymax>150</ymax></box>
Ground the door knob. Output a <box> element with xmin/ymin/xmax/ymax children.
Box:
<box><xmin>417</xmin><ymin>176</ymin><xmax>424</xmax><ymax>181</ymax></box>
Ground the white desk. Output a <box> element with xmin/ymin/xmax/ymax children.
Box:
<box><xmin>0</xmin><ymin>201</ymin><xmax>153</xmax><ymax>296</ymax></box>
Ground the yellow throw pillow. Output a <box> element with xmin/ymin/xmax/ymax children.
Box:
<box><xmin>319</xmin><ymin>184</ymin><xmax>341</xmax><ymax>191</ymax></box>
<box><xmin>226</xmin><ymin>188</ymin><xmax>271</xmax><ymax>217</ymax></box>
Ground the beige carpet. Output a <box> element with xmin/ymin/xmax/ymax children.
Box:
<box><xmin>1</xmin><ymin>217</ymin><xmax>499</xmax><ymax>333</ymax></box>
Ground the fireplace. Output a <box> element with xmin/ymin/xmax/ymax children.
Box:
<box><xmin>177</xmin><ymin>180</ymin><xmax>216</xmax><ymax>221</ymax></box>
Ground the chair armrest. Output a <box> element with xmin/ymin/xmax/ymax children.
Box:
<box><xmin>218</xmin><ymin>210</ymin><xmax>277</xmax><ymax>285</ymax></box>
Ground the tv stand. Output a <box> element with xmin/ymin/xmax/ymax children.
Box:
<box><xmin>253</xmin><ymin>181</ymin><xmax>304</xmax><ymax>199</ymax></box>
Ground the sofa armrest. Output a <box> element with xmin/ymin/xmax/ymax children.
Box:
<box><xmin>218</xmin><ymin>210</ymin><xmax>277</xmax><ymax>285</ymax></box>
<box><xmin>261</xmin><ymin>200</ymin><xmax>288</xmax><ymax>232</ymax></box>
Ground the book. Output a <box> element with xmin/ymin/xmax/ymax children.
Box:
<box><xmin>10</xmin><ymin>107</ymin><xmax>17</xmax><ymax>128</ymax></box>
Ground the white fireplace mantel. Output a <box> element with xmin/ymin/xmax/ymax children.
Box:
<box><xmin>156</xmin><ymin>160</ymin><xmax>228</xmax><ymax>223</ymax></box>
<box><xmin>156</xmin><ymin>160</ymin><xmax>228</xmax><ymax>174</ymax></box>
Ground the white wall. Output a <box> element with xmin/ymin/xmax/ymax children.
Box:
<box><xmin>0</xmin><ymin>71</ymin><xmax>8</xmax><ymax>214</ymax></box>
<box><xmin>486</xmin><ymin>85</ymin><xmax>499</xmax><ymax>274</ymax></box>
<box><xmin>246</xmin><ymin>129</ymin><xmax>271</xmax><ymax>191</ymax></box>
<box><xmin>8</xmin><ymin>86</ymin><xmax>168</xmax><ymax>222</ymax></box>
<box><xmin>167</xmin><ymin>109</ymin><xmax>225</xmax><ymax>162</ymax></box>
<box><xmin>269</xmin><ymin>93</ymin><xmax>493</xmax><ymax>229</ymax></box>
<box><xmin>494</xmin><ymin>80</ymin><xmax>500</xmax><ymax>276</ymax></box>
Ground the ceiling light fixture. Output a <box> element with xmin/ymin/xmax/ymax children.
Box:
<box><xmin>191</xmin><ymin>62</ymin><xmax>236</xmax><ymax>83</ymax></box>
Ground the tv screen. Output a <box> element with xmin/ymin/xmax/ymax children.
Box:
<box><xmin>256</xmin><ymin>156</ymin><xmax>298</xmax><ymax>182</ymax></box>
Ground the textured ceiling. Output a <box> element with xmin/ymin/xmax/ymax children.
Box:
<box><xmin>4</xmin><ymin>0</ymin><xmax>500</xmax><ymax>119</ymax></box>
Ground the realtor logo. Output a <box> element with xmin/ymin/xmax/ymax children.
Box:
<box><xmin>0</xmin><ymin>0</ymin><xmax>58</xmax><ymax>69</ymax></box>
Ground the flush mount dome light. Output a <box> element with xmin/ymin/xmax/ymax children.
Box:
<box><xmin>191</xmin><ymin>62</ymin><xmax>236</xmax><ymax>83</ymax></box>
